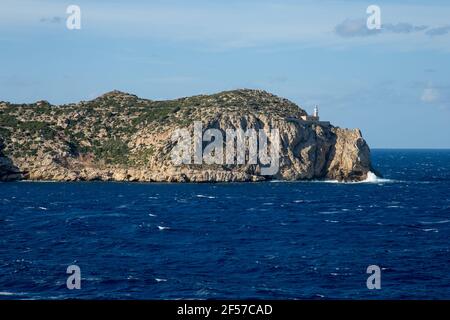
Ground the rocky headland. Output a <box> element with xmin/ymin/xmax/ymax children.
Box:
<box><xmin>0</xmin><ymin>89</ymin><xmax>373</xmax><ymax>182</ymax></box>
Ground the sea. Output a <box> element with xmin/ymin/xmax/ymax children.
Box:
<box><xmin>0</xmin><ymin>149</ymin><xmax>449</xmax><ymax>299</ymax></box>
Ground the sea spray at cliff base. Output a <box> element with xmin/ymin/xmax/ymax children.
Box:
<box><xmin>321</xmin><ymin>171</ymin><xmax>394</xmax><ymax>184</ymax></box>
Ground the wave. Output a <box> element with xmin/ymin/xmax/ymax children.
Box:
<box><xmin>421</xmin><ymin>228</ymin><xmax>439</xmax><ymax>233</ymax></box>
<box><xmin>419</xmin><ymin>220</ymin><xmax>450</xmax><ymax>225</ymax></box>
<box><xmin>196</xmin><ymin>194</ymin><xmax>216</xmax><ymax>199</ymax></box>
<box><xmin>270</xmin><ymin>172</ymin><xmax>395</xmax><ymax>184</ymax></box>
<box><xmin>321</xmin><ymin>171</ymin><xmax>394</xmax><ymax>184</ymax></box>
<box><xmin>362</xmin><ymin>171</ymin><xmax>393</xmax><ymax>183</ymax></box>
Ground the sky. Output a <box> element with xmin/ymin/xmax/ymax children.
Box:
<box><xmin>0</xmin><ymin>0</ymin><xmax>449</xmax><ymax>148</ymax></box>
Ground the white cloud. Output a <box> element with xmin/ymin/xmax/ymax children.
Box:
<box><xmin>426</xmin><ymin>25</ymin><xmax>450</xmax><ymax>36</ymax></box>
<box><xmin>421</xmin><ymin>86</ymin><xmax>440</xmax><ymax>103</ymax></box>
<box><xmin>334</xmin><ymin>19</ymin><xmax>380</xmax><ymax>38</ymax></box>
<box><xmin>334</xmin><ymin>20</ymin><xmax>428</xmax><ymax>38</ymax></box>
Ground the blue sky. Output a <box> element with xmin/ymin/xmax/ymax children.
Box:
<box><xmin>1</xmin><ymin>0</ymin><xmax>449</xmax><ymax>148</ymax></box>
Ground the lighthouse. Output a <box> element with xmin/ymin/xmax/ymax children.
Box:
<box><xmin>300</xmin><ymin>104</ymin><xmax>322</xmax><ymax>122</ymax></box>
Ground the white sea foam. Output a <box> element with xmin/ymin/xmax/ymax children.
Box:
<box><xmin>362</xmin><ymin>171</ymin><xmax>393</xmax><ymax>183</ymax></box>
<box><xmin>321</xmin><ymin>171</ymin><xmax>394</xmax><ymax>184</ymax></box>
<box><xmin>158</xmin><ymin>226</ymin><xmax>170</xmax><ymax>230</ymax></box>
<box><xmin>318</xmin><ymin>211</ymin><xmax>340</xmax><ymax>215</ymax></box>
<box><xmin>196</xmin><ymin>194</ymin><xmax>216</xmax><ymax>199</ymax></box>
<box><xmin>155</xmin><ymin>278</ymin><xmax>167</xmax><ymax>282</ymax></box>
<box><xmin>419</xmin><ymin>220</ymin><xmax>450</xmax><ymax>225</ymax></box>
<box><xmin>271</xmin><ymin>172</ymin><xmax>396</xmax><ymax>184</ymax></box>
<box><xmin>148</xmin><ymin>213</ymin><xmax>157</xmax><ymax>217</ymax></box>
<box><xmin>422</xmin><ymin>228</ymin><xmax>439</xmax><ymax>233</ymax></box>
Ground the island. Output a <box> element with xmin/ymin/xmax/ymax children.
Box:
<box><xmin>0</xmin><ymin>89</ymin><xmax>373</xmax><ymax>182</ymax></box>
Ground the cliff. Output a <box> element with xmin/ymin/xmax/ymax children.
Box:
<box><xmin>0</xmin><ymin>89</ymin><xmax>373</xmax><ymax>182</ymax></box>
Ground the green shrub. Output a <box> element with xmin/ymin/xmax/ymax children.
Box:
<box><xmin>93</xmin><ymin>138</ymin><xmax>129</xmax><ymax>164</ymax></box>
<box><xmin>0</xmin><ymin>114</ymin><xmax>19</xmax><ymax>127</ymax></box>
<box><xmin>18</xmin><ymin>121</ymin><xmax>56</xmax><ymax>139</ymax></box>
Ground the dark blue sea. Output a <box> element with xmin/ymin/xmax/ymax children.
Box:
<box><xmin>0</xmin><ymin>149</ymin><xmax>449</xmax><ymax>299</ymax></box>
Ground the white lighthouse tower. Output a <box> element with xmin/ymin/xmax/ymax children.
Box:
<box><xmin>313</xmin><ymin>105</ymin><xmax>319</xmax><ymax>119</ymax></box>
<box><xmin>300</xmin><ymin>105</ymin><xmax>320</xmax><ymax>122</ymax></box>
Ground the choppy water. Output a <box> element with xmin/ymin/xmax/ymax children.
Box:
<box><xmin>0</xmin><ymin>149</ymin><xmax>449</xmax><ymax>299</ymax></box>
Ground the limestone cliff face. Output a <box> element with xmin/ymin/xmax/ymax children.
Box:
<box><xmin>0</xmin><ymin>89</ymin><xmax>373</xmax><ymax>182</ymax></box>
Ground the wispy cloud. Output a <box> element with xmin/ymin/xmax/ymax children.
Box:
<box><xmin>420</xmin><ymin>83</ymin><xmax>450</xmax><ymax>110</ymax></box>
<box><xmin>425</xmin><ymin>25</ymin><xmax>450</xmax><ymax>36</ymax></box>
<box><xmin>421</xmin><ymin>86</ymin><xmax>440</xmax><ymax>103</ymax></box>
<box><xmin>40</xmin><ymin>16</ymin><xmax>63</xmax><ymax>24</ymax></box>
<box><xmin>335</xmin><ymin>20</ymin><xmax>428</xmax><ymax>37</ymax></box>
<box><xmin>334</xmin><ymin>19</ymin><xmax>380</xmax><ymax>38</ymax></box>
<box><xmin>334</xmin><ymin>18</ymin><xmax>450</xmax><ymax>39</ymax></box>
<box><xmin>384</xmin><ymin>23</ymin><xmax>428</xmax><ymax>33</ymax></box>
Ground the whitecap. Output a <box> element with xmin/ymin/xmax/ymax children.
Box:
<box><xmin>155</xmin><ymin>278</ymin><xmax>167</xmax><ymax>282</ymax></box>
<box><xmin>38</xmin><ymin>207</ymin><xmax>48</xmax><ymax>210</ymax></box>
<box><xmin>196</xmin><ymin>194</ymin><xmax>216</xmax><ymax>199</ymax></box>
<box><xmin>419</xmin><ymin>220</ymin><xmax>450</xmax><ymax>225</ymax></box>
<box><xmin>148</xmin><ymin>213</ymin><xmax>157</xmax><ymax>217</ymax></box>
<box><xmin>158</xmin><ymin>226</ymin><xmax>170</xmax><ymax>230</ymax></box>
<box><xmin>422</xmin><ymin>228</ymin><xmax>439</xmax><ymax>232</ymax></box>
